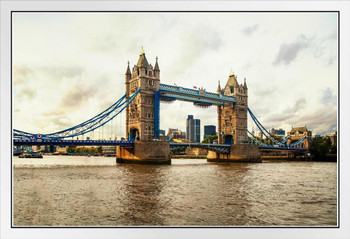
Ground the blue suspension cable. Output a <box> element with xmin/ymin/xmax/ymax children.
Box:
<box><xmin>248</xmin><ymin>107</ymin><xmax>285</xmax><ymax>146</ymax></box>
<box><xmin>14</xmin><ymin>90</ymin><xmax>140</xmax><ymax>140</ymax></box>
<box><xmin>247</xmin><ymin>130</ymin><xmax>269</xmax><ymax>146</ymax></box>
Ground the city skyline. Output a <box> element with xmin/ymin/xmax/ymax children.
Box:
<box><xmin>13</xmin><ymin>13</ymin><xmax>338</xmax><ymax>139</ymax></box>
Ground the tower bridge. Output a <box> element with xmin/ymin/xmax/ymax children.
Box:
<box><xmin>13</xmin><ymin>48</ymin><xmax>307</xmax><ymax>164</ymax></box>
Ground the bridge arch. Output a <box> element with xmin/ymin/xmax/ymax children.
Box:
<box><xmin>129</xmin><ymin>128</ymin><xmax>140</xmax><ymax>141</ymax></box>
<box><xmin>223</xmin><ymin>134</ymin><xmax>234</xmax><ymax>145</ymax></box>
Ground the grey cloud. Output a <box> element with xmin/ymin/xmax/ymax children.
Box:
<box><xmin>35</xmin><ymin>116</ymin><xmax>72</xmax><ymax>132</ymax></box>
<box><xmin>262</xmin><ymin>98</ymin><xmax>307</xmax><ymax>125</ymax></box>
<box><xmin>40</xmin><ymin>66</ymin><xmax>85</xmax><ymax>78</ymax></box>
<box><xmin>241</xmin><ymin>24</ymin><xmax>259</xmax><ymax>36</ymax></box>
<box><xmin>291</xmin><ymin>98</ymin><xmax>306</xmax><ymax>111</ymax></box>
<box><xmin>38</xmin><ymin>75</ymin><xmax>110</xmax><ymax>132</ymax></box>
<box><xmin>13</xmin><ymin>65</ymin><xmax>33</xmax><ymax>85</ymax></box>
<box><xmin>317</xmin><ymin>121</ymin><xmax>337</xmax><ymax>136</ymax></box>
<box><xmin>273</xmin><ymin>35</ymin><xmax>311</xmax><ymax>65</ymax></box>
<box><xmin>322</xmin><ymin>30</ymin><xmax>337</xmax><ymax>42</ymax></box>
<box><xmin>262</xmin><ymin>104</ymin><xmax>336</xmax><ymax>136</ymax></box>
<box><xmin>253</xmin><ymin>86</ymin><xmax>276</xmax><ymax>97</ymax></box>
<box><xmin>295</xmin><ymin>107</ymin><xmax>337</xmax><ymax>135</ymax></box>
<box><xmin>248</xmin><ymin>106</ymin><xmax>272</xmax><ymax>121</ymax></box>
<box><xmin>50</xmin><ymin>117</ymin><xmax>72</xmax><ymax>130</ymax></box>
<box><xmin>320</xmin><ymin>87</ymin><xmax>337</xmax><ymax>105</ymax></box>
<box><xmin>308</xmin><ymin>31</ymin><xmax>337</xmax><ymax>65</ymax></box>
<box><xmin>19</xmin><ymin>87</ymin><xmax>37</xmax><ymax>99</ymax></box>
<box><xmin>166</xmin><ymin>28</ymin><xmax>224</xmax><ymax>77</ymax></box>
<box><xmin>60</xmin><ymin>84</ymin><xmax>99</xmax><ymax>109</ymax></box>
<box><xmin>98</xmin><ymin>99</ymin><xmax>117</xmax><ymax>113</ymax></box>
<box><xmin>92</xmin><ymin>33</ymin><xmax>119</xmax><ymax>52</ymax></box>
<box><xmin>198</xmin><ymin>28</ymin><xmax>223</xmax><ymax>50</ymax></box>
<box><xmin>264</xmin><ymin>113</ymin><xmax>293</xmax><ymax>123</ymax></box>
<box><xmin>42</xmin><ymin>109</ymin><xmax>66</xmax><ymax>117</ymax></box>
<box><xmin>14</xmin><ymin>65</ymin><xmax>84</xmax><ymax>87</ymax></box>
<box><xmin>185</xmin><ymin>27</ymin><xmax>224</xmax><ymax>53</ymax></box>
<box><xmin>280</xmin><ymin>98</ymin><xmax>306</xmax><ymax>117</ymax></box>
<box><xmin>242</xmin><ymin>61</ymin><xmax>263</xmax><ymax>70</ymax></box>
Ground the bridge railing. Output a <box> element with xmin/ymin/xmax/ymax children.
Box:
<box><xmin>13</xmin><ymin>139</ymin><xmax>134</xmax><ymax>146</ymax></box>
<box><xmin>159</xmin><ymin>84</ymin><xmax>236</xmax><ymax>103</ymax></box>
<box><xmin>160</xmin><ymin>93</ymin><xmax>226</xmax><ymax>106</ymax></box>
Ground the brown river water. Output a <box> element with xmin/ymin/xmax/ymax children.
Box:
<box><xmin>13</xmin><ymin>155</ymin><xmax>337</xmax><ymax>226</ymax></box>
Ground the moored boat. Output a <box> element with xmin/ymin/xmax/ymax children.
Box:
<box><xmin>19</xmin><ymin>152</ymin><xmax>43</xmax><ymax>158</ymax></box>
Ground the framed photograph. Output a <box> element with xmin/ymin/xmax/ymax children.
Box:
<box><xmin>1</xmin><ymin>1</ymin><xmax>349</xmax><ymax>239</ymax></box>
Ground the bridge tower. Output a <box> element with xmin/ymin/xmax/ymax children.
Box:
<box><xmin>118</xmin><ymin>48</ymin><xmax>170</xmax><ymax>164</ymax></box>
<box><xmin>125</xmin><ymin>47</ymin><xmax>160</xmax><ymax>141</ymax></box>
<box><xmin>217</xmin><ymin>72</ymin><xmax>248</xmax><ymax>145</ymax></box>
<box><xmin>208</xmin><ymin>71</ymin><xmax>260</xmax><ymax>162</ymax></box>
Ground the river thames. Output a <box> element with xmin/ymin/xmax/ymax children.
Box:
<box><xmin>13</xmin><ymin>156</ymin><xmax>337</xmax><ymax>226</ymax></box>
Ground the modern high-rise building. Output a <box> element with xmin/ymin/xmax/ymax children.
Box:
<box><xmin>204</xmin><ymin>125</ymin><xmax>216</xmax><ymax>140</ymax></box>
<box><xmin>186</xmin><ymin>115</ymin><xmax>200</xmax><ymax>142</ymax></box>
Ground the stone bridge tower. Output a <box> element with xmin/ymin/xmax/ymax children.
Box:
<box><xmin>118</xmin><ymin>48</ymin><xmax>170</xmax><ymax>164</ymax></box>
<box><xmin>217</xmin><ymin>72</ymin><xmax>248</xmax><ymax>145</ymax></box>
<box><xmin>125</xmin><ymin>47</ymin><xmax>160</xmax><ymax>141</ymax></box>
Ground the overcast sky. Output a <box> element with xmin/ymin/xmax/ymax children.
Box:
<box><xmin>13</xmin><ymin>12</ymin><xmax>338</xmax><ymax>140</ymax></box>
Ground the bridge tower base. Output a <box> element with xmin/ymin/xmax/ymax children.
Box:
<box><xmin>207</xmin><ymin>144</ymin><xmax>262</xmax><ymax>163</ymax></box>
<box><xmin>116</xmin><ymin>141</ymin><xmax>171</xmax><ymax>165</ymax></box>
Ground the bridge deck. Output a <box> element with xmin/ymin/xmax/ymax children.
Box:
<box><xmin>13</xmin><ymin>139</ymin><xmax>134</xmax><ymax>146</ymax></box>
<box><xmin>13</xmin><ymin>139</ymin><xmax>306</xmax><ymax>152</ymax></box>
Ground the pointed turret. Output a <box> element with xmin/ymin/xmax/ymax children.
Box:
<box><xmin>217</xmin><ymin>81</ymin><xmax>222</xmax><ymax>94</ymax></box>
<box><xmin>125</xmin><ymin>61</ymin><xmax>131</xmax><ymax>76</ymax></box>
<box><xmin>244</xmin><ymin>77</ymin><xmax>247</xmax><ymax>89</ymax></box>
<box><xmin>125</xmin><ymin>61</ymin><xmax>131</xmax><ymax>97</ymax></box>
<box><xmin>137</xmin><ymin>46</ymin><xmax>149</xmax><ymax>68</ymax></box>
<box><xmin>154</xmin><ymin>56</ymin><xmax>160</xmax><ymax>72</ymax></box>
<box><xmin>223</xmin><ymin>70</ymin><xmax>238</xmax><ymax>95</ymax></box>
<box><xmin>154</xmin><ymin>56</ymin><xmax>160</xmax><ymax>79</ymax></box>
<box><xmin>226</xmin><ymin>70</ymin><xmax>238</xmax><ymax>88</ymax></box>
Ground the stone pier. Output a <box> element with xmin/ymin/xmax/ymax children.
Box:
<box><xmin>207</xmin><ymin>144</ymin><xmax>262</xmax><ymax>163</ymax></box>
<box><xmin>116</xmin><ymin>141</ymin><xmax>171</xmax><ymax>165</ymax></box>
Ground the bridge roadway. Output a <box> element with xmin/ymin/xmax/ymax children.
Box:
<box><xmin>13</xmin><ymin>139</ymin><xmax>134</xmax><ymax>146</ymax></box>
<box><xmin>13</xmin><ymin>139</ymin><xmax>306</xmax><ymax>152</ymax></box>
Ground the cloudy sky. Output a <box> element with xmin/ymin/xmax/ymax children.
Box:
<box><xmin>13</xmin><ymin>12</ymin><xmax>338</xmax><ymax>140</ymax></box>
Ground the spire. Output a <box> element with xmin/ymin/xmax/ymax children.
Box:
<box><xmin>229</xmin><ymin>69</ymin><xmax>234</xmax><ymax>77</ymax></box>
<box><xmin>217</xmin><ymin>80</ymin><xmax>221</xmax><ymax>94</ymax></box>
<box><xmin>226</xmin><ymin>69</ymin><xmax>238</xmax><ymax>88</ymax></box>
<box><xmin>244</xmin><ymin>77</ymin><xmax>247</xmax><ymax>88</ymax></box>
<box><xmin>125</xmin><ymin>61</ymin><xmax>131</xmax><ymax>76</ymax></box>
<box><xmin>137</xmin><ymin>46</ymin><xmax>149</xmax><ymax>68</ymax></box>
<box><xmin>154</xmin><ymin>56</ymin><xmax>160</xmax><ymax>72</ymax></box>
